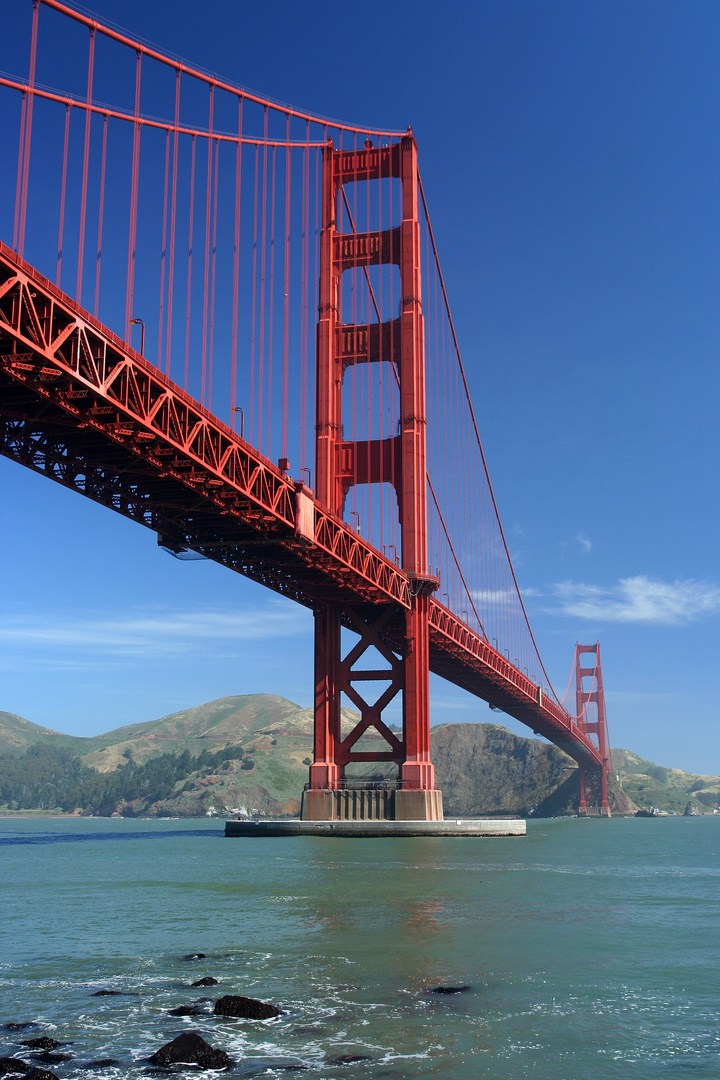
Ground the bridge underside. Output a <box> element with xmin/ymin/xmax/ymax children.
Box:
<box><xmin>0</xmin><ymin>241</ymin><xmax>606</xmax><ymax>784</ymax></box>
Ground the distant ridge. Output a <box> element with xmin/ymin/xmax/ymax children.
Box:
<box><xmin>0</xmin><ymin>697</ymin><xmax>717</xmax><ymax>817</ymax></box>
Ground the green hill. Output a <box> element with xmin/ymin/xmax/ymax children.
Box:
<box><xmin>610</xmin><ymin>747</ymin><xmax>720</xmax><ymax>814</ymax></box>
<box><xmin>0</xmin><ymin>697</ymin><xmax>715</xmax><ymax>818</ymax></box>
<box><xmin>0</xmin><ymin>710</ymin><xmax>92</xmax><ymax>755</ymax></box>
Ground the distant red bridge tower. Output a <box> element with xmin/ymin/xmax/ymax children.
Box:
<box><xmin>575</xmin><ymin>642</ymin><xmax>611</xmax><ymax>816</ymax></box>
<box><xmin>303</xmin><ymin>134</ymin><xmax>442</xmax><ymax>821</ymax></box>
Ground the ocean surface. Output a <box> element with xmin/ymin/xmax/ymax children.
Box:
<box><xmin>1</xmin><ymin>815</ymin><xmax>718</xmax><ymax>1079</ymax></box>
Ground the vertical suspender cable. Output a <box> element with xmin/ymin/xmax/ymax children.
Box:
<box><xmin>250</xmin><ymin>143</ymin><xmax>259</xmax><ymax>443</ymax></box>
<box><xmin>184</xmin><ymin>134</ymin><xmax>196</xmax><ymax>392</ymax></box>
<box><xmin>208</xmin><ymin>136</ymin><xmax>219</xmax><ymax>410</ymax></box>
<box><xmin>94</xmin><ymin>113</ymin><xmax>108</xmax><ymax>318</ymax></box>
<box><xmin>13</xmin><ymin>92</ymin><xmax>27</xmax><ymax>253</ymax></box>
<box><xmin>76</xmin><ymin>26</ymin><xmax>95</xmax><ymax>304</ymax></box>
<box><xmin>267</xmin><ymin>144</ymin><xmax>277</xmax><ymax>455</ymax></box>
<box><xmin>230</xmin><ymin>98</ymin><xmax>243</xmax><ymax>429</ymax></box>
<box><xmin>258</xmin><ymin>107</ymin><xmax>269</xmax><ymax>453</ymax></box>
<box><xmin>200</xmin><ymin>85</ymin><xmax>214</xmax><ymax>405</ymax></box>
<box><xmin>17</xmin><ymin>0</ymin><xmax>39</xmax><ymax>260</ymax></box>
<box><xmin>125</xmin><ymin>50</ymin><xmax>142</xmax><ymax>344</ymax></box>
<box><xmin>282</xmin><ymin>114</ymin><xmax>291</xmax><ymax>461</ymax></box>
<box><xmin>56</xmin><ymin>104</ymin><xmax>70</xmax><ymax>286</ymax></box>
<box><xmin>165</xmin><ymin>71</ymin><xmax>181</xmax><ymax>379</ymax></box>
<box><xmin>157</xmin><ymin>127</ymin><xmax>170</xmax><ymax>368</ymax></box>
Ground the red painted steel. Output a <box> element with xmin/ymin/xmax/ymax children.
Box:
<box><xmin>312</xmin><ymin>136</ymin><xmax>437</xmax><ymax>793</ymax></box>
<box><xmin>575</xmin><ymin>643</ymin><xmax>611</xmax><ymax>814</ymax></box>
<box><xmin>0</xmin><ymin>240</ymin><xmax>606</xmax><ymax>778</ymax></box>
<box><xmin>0</xmin><ymin>2</ymin><xmax>613</xmax><ymax>811</ymax></box>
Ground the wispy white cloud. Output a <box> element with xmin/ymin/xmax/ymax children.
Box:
<box><xmin>0</xmin><ymin>604</ymin><xmax>308</xmax><ymax>658</ymax></box>
<box><xmin>551</xmin><ymin>576</ymin><xmax>720</xmax><ymax>625</ymax></box>
<box><xmin>576</xmin><ymin>533</ymin><xmax>592</xmax><ymax>553</ymax></box>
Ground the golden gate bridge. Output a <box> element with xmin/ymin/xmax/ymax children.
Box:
<box><xmin>0</xmin><ymin>0</ymin><xmax>611</xmax><ymax>820</ymax></box>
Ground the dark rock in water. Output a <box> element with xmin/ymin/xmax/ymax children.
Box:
<box><xmin>191</xmin><ymin>977</ymin><xmax>218</xmax><ymax>987</ymax></box>
<box><xmin>20</xmin><ymin>1042</ymin><xmax>60</xmax><ymax>1053</ymax></box>
<box><xmin>25</xmin><ymin>1070</ymin><xmax>60</xmax><ymax>1080</ymax></box>
<box><xmin>148</xmin><ymin>1032</ymin><xmax>231</xmax><ymax>1069</ymax></box>
<box><xmin>427</xmin><ymin>985</ymin><xmax>472</xmax><ymax>995</ymax></box>
<box><xmin>28</xmin><ymin>1057</ymin><xmax>70</xmax><ymax>1067</ymax></box>
<box><xmin>82</xmin><ymin>1061</ymin><xmax>118</xmax><ymax>1070</ymax></box>
<box><xmin>182</xmin><ymin>953</ymin><xmax>207</xmax><ymax>961</ymax></box>
<box><xmin>0</xmin><ymin>1061</ymin><xmax>31</xmax><ymax>1075</ymax></box>
<box><xmin>91</xmin><ymin>990</ymin><xmax>122</xmax><ymax>997</ymax></box>
<box><xmin>167</xmin><ymin>1005</ymin><xmax>206</xmax><ymax>1017</ymax></box>
<box><xmin>214</xmin><ymin>995</ymin><xmax>282</xmax><ymax>1020</ymax></box>
<box><xmin>331</xmin><ymin>1054</ymin><xmax>372</xmax><ymax>1064</ymax></box>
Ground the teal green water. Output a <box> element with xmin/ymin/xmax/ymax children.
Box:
<box><xmin>1</xmin><ymin>816</ymin><xmax>718</xmax><ymax>1079</ymax></box>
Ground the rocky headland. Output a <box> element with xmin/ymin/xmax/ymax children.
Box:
<box><xmin>1</xmin><ymin>696</ymin><xmax>716</xmax><ymax>818</ymax></box>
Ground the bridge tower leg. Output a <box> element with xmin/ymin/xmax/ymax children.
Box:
<box><xmin>303</xmin><ymin>134</ymin><xmax>442</xmax><ymax>822</ymax></box>
<box><xmin>575</xmin><ymin>642</ymin><xmax>611</xmax><ymax>817</ymax></box>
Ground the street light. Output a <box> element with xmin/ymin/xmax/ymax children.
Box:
<box><xmin>130</xmin><ymin>318</ymin><xmax>145</xmax><ymax>356</ymax></box>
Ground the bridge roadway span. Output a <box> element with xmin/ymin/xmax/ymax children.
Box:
<box><xmin>0</xmin><ymin>240</ymin><xmax>602</xmax><ymax>774</ymax></box>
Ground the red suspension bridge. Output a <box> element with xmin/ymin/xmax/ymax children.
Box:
<box><xmin>0</xmin><ymin>0</ymin><xmax>611</xmax><ymax>819</ymax></box>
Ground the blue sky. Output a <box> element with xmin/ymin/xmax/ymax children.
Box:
<box><xmin>1</xmin><ymin>0</ymin><xmax>718</xmax><ymax>774</ymax></box>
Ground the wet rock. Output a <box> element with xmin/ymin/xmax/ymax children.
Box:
<box><xmin>91</xmin><ymin>990</ymin><xmax>122</xmax><ymax>997</ymax></box>
<box><xmin>191</xmin><ymin>977</ymin><xmax>218</xmax><ymax>987</ymax></box>
<box><xmin>0</xmin><ymin>1061</ymin><xmax>31</xmax><ymax>1076</ymax></box>
<box><xmin>25</xmin><ymin>1070</ymin><xmax>60</xmax><ymax>1080</ymax></box>
<box><xmin>20</xmin><ymin>1043</ymin><xmax>59</xmax><ymax>1053</ymax></box>
<box><xmin>427</xmin><ymin>984</ymin><xmax>472</xmax><ymax>995</ymax></box>
<box><xmin>167</xmin><ymin>1005</ymin><xmax>207</xmax><ymax>1017</ymax></box>
<box><xmin>148</xmin><ymin>1032</ymin><xmax>231</xmax><ymax>1069</ymax></box>
<box><xmin>214</xmin><ymin>995</ymin><xmax>282</xmax><ymax>1020</ymax></box>
<box><xmin>82</xmin><ymin>1061</ymin><xmax>118</xmax><ymax>1070</ymax></box>
<box><xmin>331</xmin><ymin>1055</ymin><xmax>372</xmax><ymax>1064</ymax></box>
<box><xmin>182</xmin><ymin>953</ymin><xmax>207</xmax><ymax>961</ymax></box>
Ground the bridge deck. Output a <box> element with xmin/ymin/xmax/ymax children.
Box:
<box><xmin>0</xmin><ymin>241</ymin><xmax>602</xmax><ymax>773</ymax></box>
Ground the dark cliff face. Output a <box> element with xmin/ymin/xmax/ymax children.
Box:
<box><xmin>431</xmin><ymin>723</ymin><xmax>577</xmax><ymax>816</ymax></box>
<box><xmin>431</xmin><ymin>723</ymin><xmax>637</xmax><ymax>817</ymax></box>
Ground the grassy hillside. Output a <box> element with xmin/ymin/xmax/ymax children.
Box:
<box><xmin>0</xmin><ymin>711</ymin><xmax>92</xmax><ymax>755</ymax></box>
<box><xmin>1</xmin><ymin>697</ymin><xmax>715</xmax><ymax>818</ymax></box>
<box><xmin>611</xmin><ymin>748</ymin><xmax>720</xmax><ymax>814</ymax></box>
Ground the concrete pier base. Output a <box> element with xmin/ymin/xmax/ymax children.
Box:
<box><xmin>225</xmin><ymin>818</ymin><xmax>526</xmax><ymax>838</ymax></box>
<box><xmin>300</xmin><ymin>786</ymin><xmax>444</xmax><ymax>823</ymax></box>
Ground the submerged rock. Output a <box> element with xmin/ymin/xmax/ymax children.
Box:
<box><xmin>182</xmin><ymin>953</ymin><xmax>207</xmax><ymax>961</ymax></box>
<box><xmin>0</xmin><ymin>1061</ymin><xmax>30</xmax><ymax>1076</ymax></box>
<box><xmin>214</xmin><ymin>995</ymin><xmax>282</xmax><ymax>1020</ymax></box>
<box><xmin>82</xmin><ymin>1061</ymin><xmax>118</xmax><ymax>1070</ymax></box>
<box><xmin>148</xmin><ymin>1032</ymin><xmax>231</xmax><ymax>1070</ymax></box>
<box><xmin>167</xmin><ymin>1005</ymin><xmax>207</xmax><ymax>1017</ymax></box>
<box><xmin>91</xmin><ymin>990</ymin><xmax>122</xmax><ymax>998</ymax></box>
<box><xmin>3</xmin><ymin>1026</ymin><xmax>34</xmax><ymax>1033</ymax></box>
<box><xmin>20</xmin><ymin>1043</ymin><xmax>59</xmax><ymax>1053</ymax></box>
<box><xmin>331</xmin><ymin>1054</ymin><xmax>372</xmax><ymax>1064</ymax></box>
<box><xmin>191</xmin><ymin>977</ymin><xmax>218</xmax><ymax>987</ymax></box>
<box><xmin>28</xmin><ymin>1057</ymin><xmax>69</xmax><ymax>1068</ymax></box>
<box><xmin>427</xmin><ymin>984</ymin><xmax>472</xmax><ymax>995</ymax></box>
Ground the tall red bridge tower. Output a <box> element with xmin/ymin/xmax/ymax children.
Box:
<box><xmin>303</xmin><ymin>134</ymin><xmax>442</xmax><ymax>821</ymax></box>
